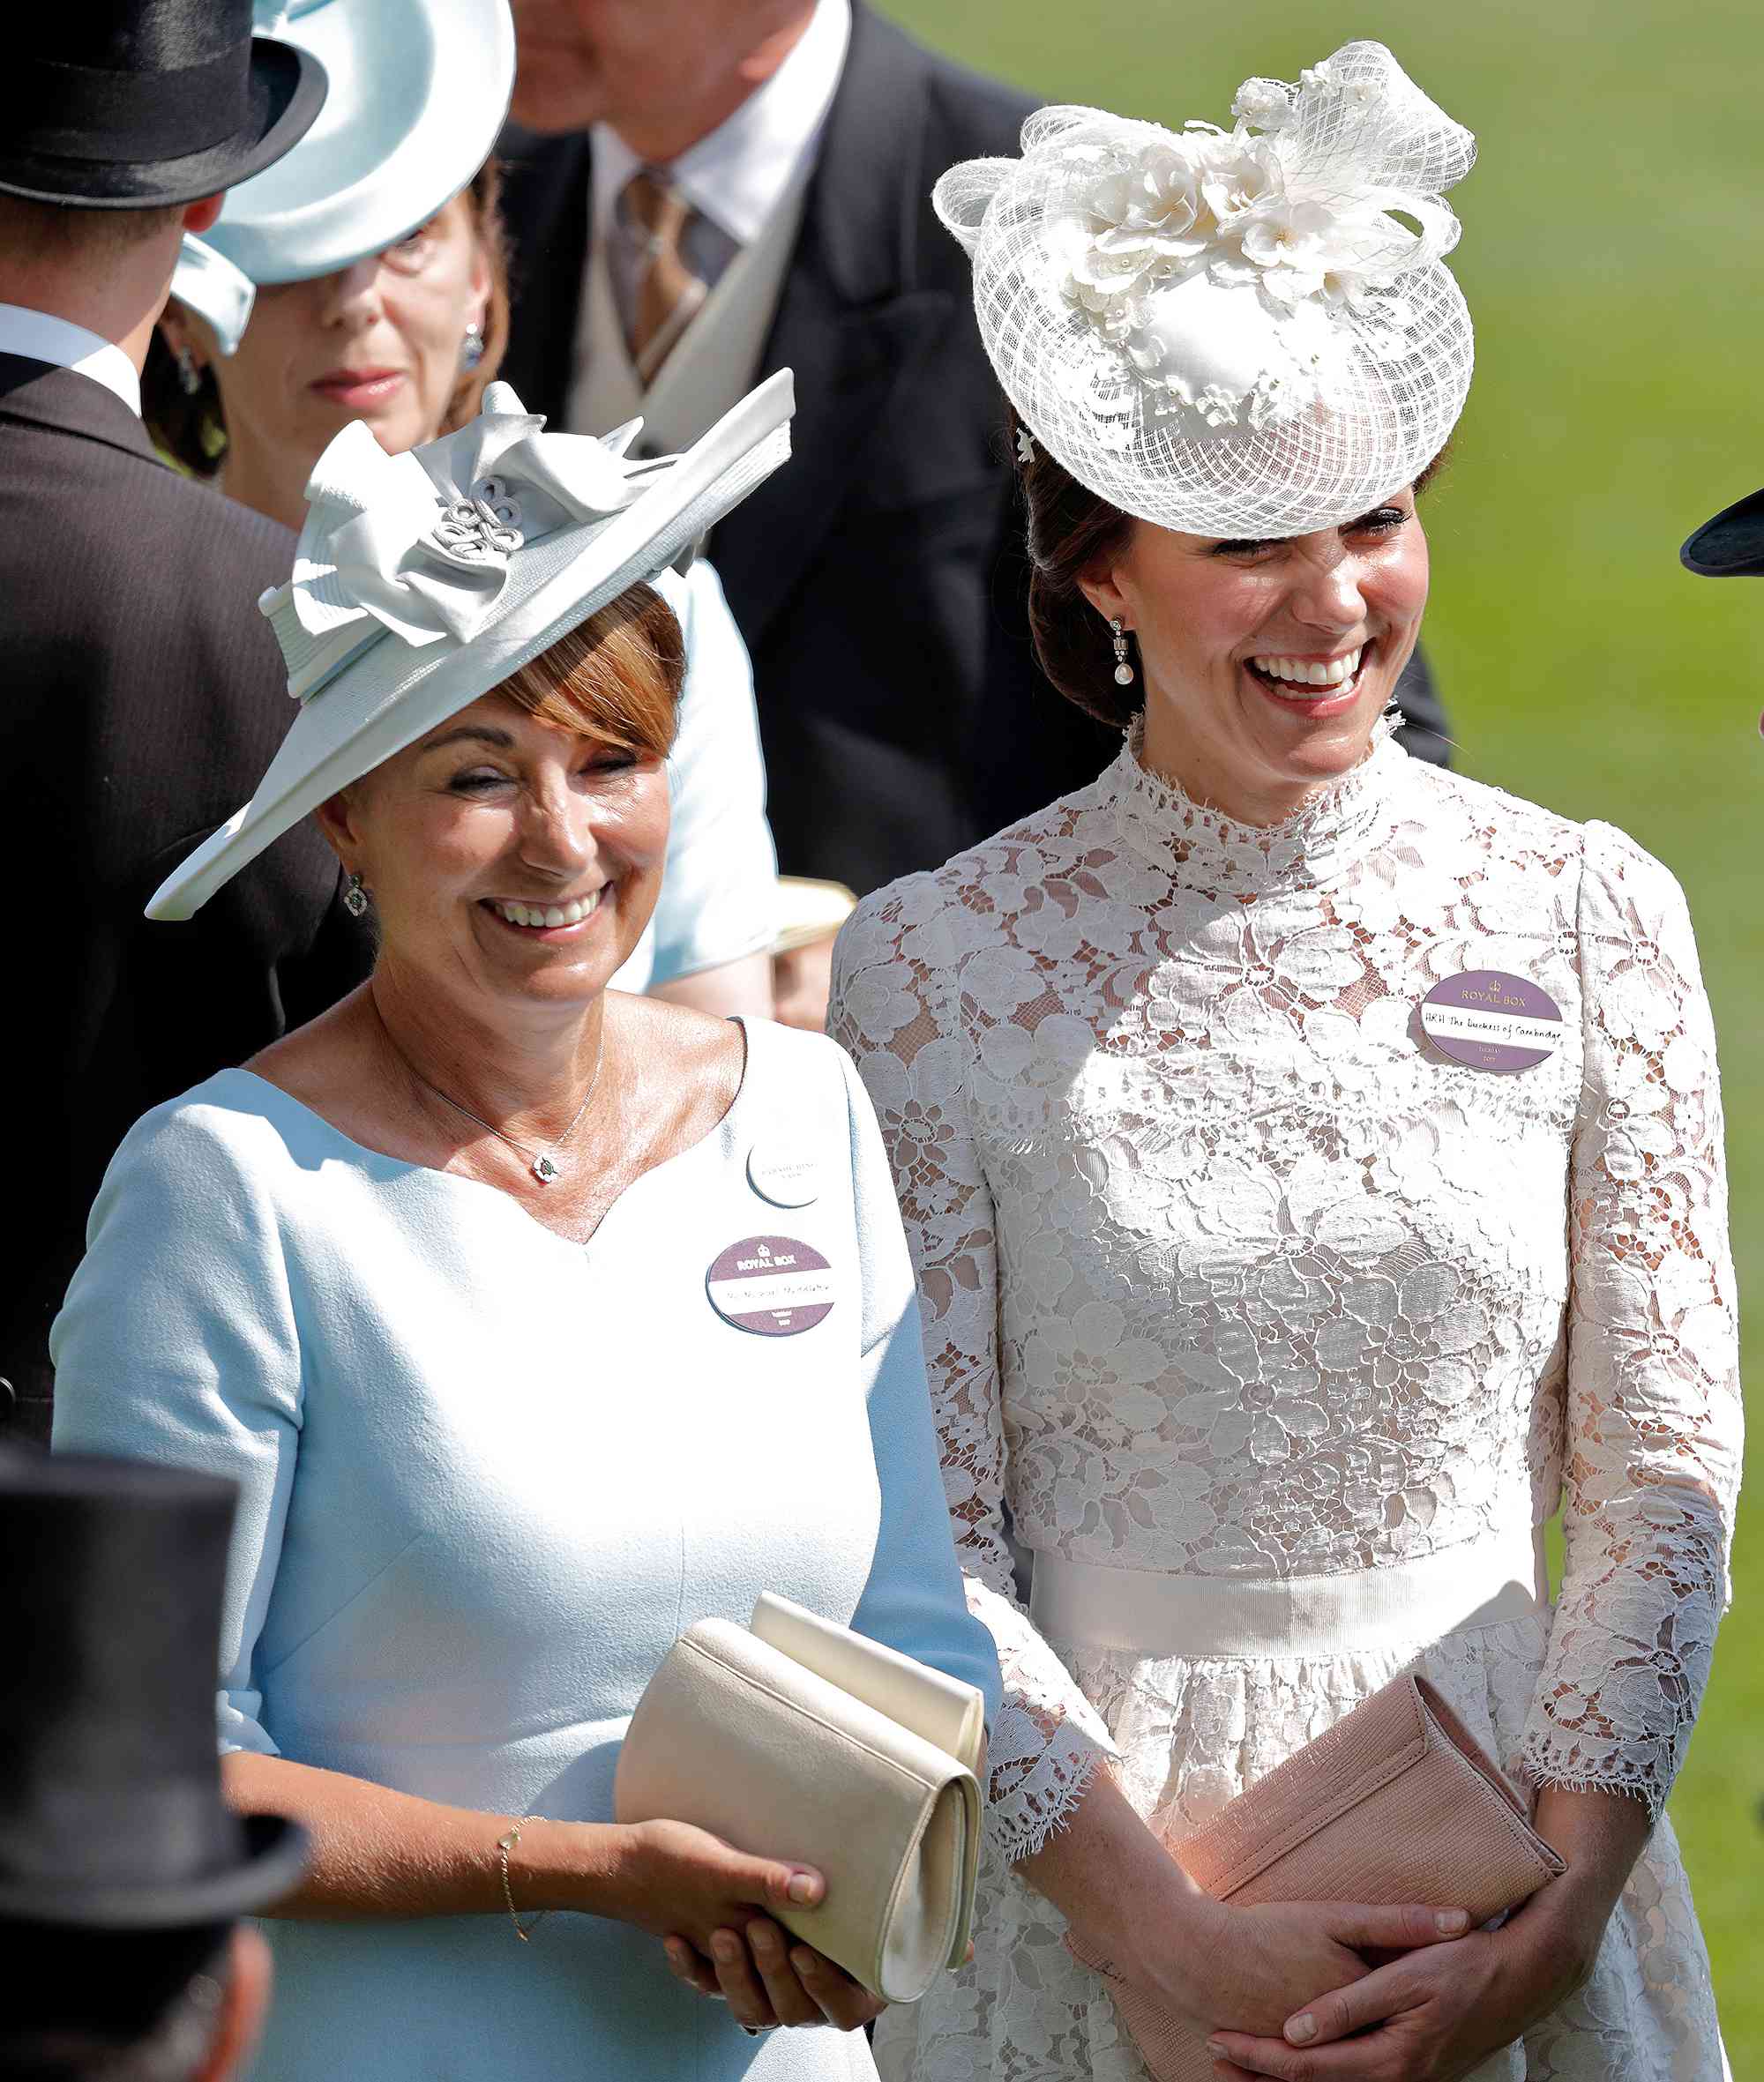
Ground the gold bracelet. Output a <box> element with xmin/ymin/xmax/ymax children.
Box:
<box><xmin>496</xmin><ymin>1816</ymin><xmax>549</xmax><ymax>1944</ymax></box>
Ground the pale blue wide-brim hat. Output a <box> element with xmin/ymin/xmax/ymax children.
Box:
<box><xmin>171</xmin><ymin>0</ymin><xmax>515</xmax><ymax>354</ymax></box>
<box><xmin>148</xmin><ymin>371</ymin><xmax>796</xmax><ymax>922</ymax></box>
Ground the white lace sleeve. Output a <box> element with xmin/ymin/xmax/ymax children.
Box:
<box><xmin>829</xmin><ymin>881</ymin><xmax>1117</xmax><ymax>1861</ymax></box>
<box><xmin>1518</xmin><ymin>825</ymin><xmax>1743</xmax><ymax>1818</ymax></box>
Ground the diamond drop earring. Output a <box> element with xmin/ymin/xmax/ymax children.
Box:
<box><xmin>460</xmin><ymin>322</ymin><xmax>485</xmax><ymax>372</ymax></box>
<box><xmin>176</xmin><ymin>346</ymin><xmax>203</xmax><ymax>397</ymax></box>
<box><xmin>1110</xmin><ymin>617</ymin><xmax>1135</xmax><ymax>687</ymax></box>
<box><xmin>343</xmin><ymin>872</ymin><xmax>370</xmax><ymax>919</ymax></box>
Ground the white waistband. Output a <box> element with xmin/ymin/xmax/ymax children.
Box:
<box><xmin>1028</xmin><ymin>1525</ymin><xmax>1549</xmax><ymax>1660</ymax></box>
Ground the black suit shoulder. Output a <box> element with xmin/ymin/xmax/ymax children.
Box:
<box><xmin>4</xmin><ymin>402</ymin><xmax>291</xmax><ymax>632</ymax></box>
<box><xmin>0</xmin><ymin>365</ymin><xmax>367</xmax><ymax>1443</ymax></box>
<box><xmin>0</xmin><ymin>379</ymin><xmax>300</xmax><ymax>868</ymax></box>
<box><xmin>908</xmin><ymin>21</ymin><xmax>1040</xmax><ymax>145</ymax></box>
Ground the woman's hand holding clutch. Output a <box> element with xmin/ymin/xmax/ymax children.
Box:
<box><xmin>1023</xmin><ymin>1770</ymin><xmax>1469</xmax><ymax>2046</ymax></box>
<box><xmin>602</xmin><ymin>1817</ymin><xmax>886</xmax><ymax>2033</ymax></box>
<box><xmin>599</xmin><ymin>1817</ymin><xmax>827</xmax><ymax>1948</ymax></box>
<box><xmin>1107</xmin><ymin>1894</ymin><xmax>1474</xmax><ymax>2045</ymax></box>
<box><xmin>662</xmin><ymin>1919</ymin><xmax>887</xmax><ymax>2033</ymax></box>
<box><xmin>1204</xmin><ymin>1784</ymin><xmax>1652</xmax><ymax>2081</ymax></box>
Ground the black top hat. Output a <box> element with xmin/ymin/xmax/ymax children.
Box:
<box><xmin>0</xmin><ymin>1</ymin><xmax>326</xmax><ymax>211</ymax></box>
<box><xmin>1681</xmin><ymin>487</ymin><xmax>1764</xmax><ymax>578</ymax></box>
<box><xmin>0</xmin><ymin>1448</ymin><xmax>308</xmax><ymax>1927</ymax></box>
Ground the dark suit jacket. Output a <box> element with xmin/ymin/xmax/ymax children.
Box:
<box><xmin>498</xmin><ymin>4</ymin><xmax>1452</xmax><ymax>897</ymax></box>
<box><xmin>0</xmin><ymin>357</ymin><xmax>371</xmax><ymax>1445</ymax></box>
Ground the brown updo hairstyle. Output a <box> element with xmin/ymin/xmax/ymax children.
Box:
<box><xmin>144</xmin><ymin>160</ymin><xmax>512</xmax><ymax>480</ymax></box>
<box><xmin>1009</xmin><ymin>403</ymin><xmax>1452</xmax><ymax>734</ymax></box>
<box><xmin>1010</xmin><ymin>404</ymin><xmax>1140</xmax><ymax>732</ymax></box>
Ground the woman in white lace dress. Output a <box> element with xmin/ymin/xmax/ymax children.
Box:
<box><xmin>828</xmin><ymin>43</ymin><xmax>1738</xmax><ymax>2082</ymax></box>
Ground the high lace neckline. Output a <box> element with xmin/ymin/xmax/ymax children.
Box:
<box><xmin>1103</xmin><ymin>711</ymin><xmax>1405</xmax><ymax>892</ymax></box>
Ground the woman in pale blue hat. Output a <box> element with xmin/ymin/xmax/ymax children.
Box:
<box><xmin>53</xmin><ymin>369</ymin><xmax>999</xmax><ymax>2078</ymax></box>
<box><xmin>151</xmin><ymin>0</ymin><xmax>781</xmax><ymax>1019</ymax></box>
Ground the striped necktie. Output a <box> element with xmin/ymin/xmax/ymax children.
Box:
<box><xmin>618</xmin><ymin>168</ymin><xmax>710</xmax><ymax>385</ymax></box>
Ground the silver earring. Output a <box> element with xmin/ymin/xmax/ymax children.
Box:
<box><xmin>343</xmin><ymin>872</ymin><xmax>370</xmax><ymax>919</ymax></box>
<box><xmin>176</xmin><ymin>346</ymin><xmax>203</xmax><ymax>396</ymax></box>
<box><xmin>1110</xmin><ymin>617</ymin><xmax>1135</xmax><ymax>687</ymax></box>
<box><xmin>460</xmin><ymin>322</ymin><xmax>485</xmax><ymax>372</ymax></box>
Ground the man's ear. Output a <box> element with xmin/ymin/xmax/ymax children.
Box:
<box><xmin>196</xmin><ymin>1925</ymin><xmax>272</xmax><ymax>2082</ymax></box>
<box><xmin>183</xmin><ymin>195</ymin><xmax>225</xmax><ymax>237</ymax></box>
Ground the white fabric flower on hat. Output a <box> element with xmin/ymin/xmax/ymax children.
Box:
<box><xmin>1054</xmin><ymin>65</ymin><xmax>1465</xmax><ymax>435</ymax></box>
<box><xmin>934</xmin><ymin>40</ymin><xmax>1477</xmax><ymax>536</ymax></box>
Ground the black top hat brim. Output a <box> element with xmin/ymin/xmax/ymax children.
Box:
<box><xmin>0</xmin><ymin>1813</ymin><xmax>309</xmax><ymax>1930</ymax></box>
<box><xmin>1681</xmin><ymin>487</ymin><xmax>1764</xmax><ymax>578</ymax></box>
<box><xmin>0</xmin><ymin>38</ymin><xmax>326</xmax><ymax>212</ymax></box>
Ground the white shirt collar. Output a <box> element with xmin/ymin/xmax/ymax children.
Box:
<box><xmin>0</xmin><ymin>303</ymin><xmax>142</xmax><ymax>417</ymax></box>
<box><xmin>592</xmin><ymin>0</ymin><xmax>851</xmax><ymax>249</ymax></box>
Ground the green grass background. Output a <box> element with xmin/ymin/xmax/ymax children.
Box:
<box><xmin>879</xmin><ymin>0</ymin><xmax>1763</xmax><ymax>2052</ymax></box>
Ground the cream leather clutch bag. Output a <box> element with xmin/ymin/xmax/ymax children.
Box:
<box><xmin>614</xmin><ymin>1593</ymin><xmax>984</xmax><ymax>2004</ymax></box>
<box><xmin>1065</xmin><ymin>1675</ymin><xmax>1565</xmax><ymax>2082</ymax></box>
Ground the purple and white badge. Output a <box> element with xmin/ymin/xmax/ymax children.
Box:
<box><xmin>706</xmin><ymin>1235</ymin><xmax>836</xmax><ymax>1337</ymax></box>
<box><xmin>1420</xmin><ymin>971</ymin><xmax>1564</xmax><ymax>1073</ymax></box>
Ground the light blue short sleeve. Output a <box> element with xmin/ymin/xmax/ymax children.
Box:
<box><xmin>642</xmin><ymin>560</ymin><xmax>778</xmax><ymax>986</ymax></box>
<box><xmin>50</xmin><ymin>1093</ymin><xmax>303</xmax><ymax>1758</ymax></box>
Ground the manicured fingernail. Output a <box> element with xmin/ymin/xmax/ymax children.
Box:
<box><xmin>787</xmin><ymin>1870</ymin><xmax>818</xmax><ymax>1904</ymax></box>
<box><xmin>1436</xmin><ymin>1908</ymin><xmax>1469</xmax><ymax>1934</ymax></box>
<box><xmin>713</xmin><ymin>1933</ymin><xmax>740</xmax><ymax>1962</ymax></box>
<box><xmin>1286</xmin><ymin>2013</ymin><xmax>1317</xmax><ymax>2044</ymax></box>
<box><xmin>1205</xmin><ymin>2041</ymin><xmax>1226</xmax><ymax>2060</ymax></box>
<box><xmin>790</xmin><ymin>1947</ymin><xmax>818</xmax><ymax>1975</ymax></box>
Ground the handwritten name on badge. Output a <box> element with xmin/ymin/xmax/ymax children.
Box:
<box><xmin>1420</xmin><ymin>971</ymin><xmax>1564</xmax><ymax>1073</ymax></box>
<box><xmin>706</xmin><ymin>1235</ymin><xmax>836</xmax><ymax>1337</ymax></box>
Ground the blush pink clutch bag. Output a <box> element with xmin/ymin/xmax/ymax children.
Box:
<box><xmin>1065</xmin><ymin>1675</ymin><xmax>1564</xmax><ymax>2082</ymax></box>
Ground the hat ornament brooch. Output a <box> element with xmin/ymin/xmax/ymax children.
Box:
<box><xmin>935</xmin><ymin>41</ymin><xmax>1476</xmax><ymax>538</ymax></box>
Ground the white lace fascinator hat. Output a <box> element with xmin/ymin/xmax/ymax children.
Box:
<box><xmin>148</xmin><ymin>370</ymin><xmax>795</xmax><ymax>921</ymax></box>
<box><xmin>934</xmin><ymin>41</ymin><xmax>1476</xmax><ymax>537</ymax></box>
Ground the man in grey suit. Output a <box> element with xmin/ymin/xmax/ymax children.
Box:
<box><xmin>497</xmin><ymin>0</ymin><xmax>1454</xmax><ymax>901</ymax></box>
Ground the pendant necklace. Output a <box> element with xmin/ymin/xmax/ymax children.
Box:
<box><xmin>379</xmin><ymin>1011</ymin><xmax>606</xmax><ymax>1186</ymax></box>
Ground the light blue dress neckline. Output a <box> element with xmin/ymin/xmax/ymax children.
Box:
<box><xmin>213</xmin><ymin>1015</ymin><xmax>757</xmax><ymax>1257</ymax></box>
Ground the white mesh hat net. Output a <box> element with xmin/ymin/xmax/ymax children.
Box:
<box><xmin>933</xmin><ymin>41</ymin><xmax>1476</xmax><ymax>538</ymax></box>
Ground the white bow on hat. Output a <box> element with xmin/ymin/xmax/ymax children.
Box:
<box><xmin>265</xmin><ymin>385</ymin><xmax>674</xmax><ymax>700</ymax></box>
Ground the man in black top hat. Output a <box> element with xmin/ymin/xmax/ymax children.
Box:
<box><xmin>1682</xmin><ymin>487</ymin><xmax>1764</xmax><ymax>583</ymax></box>
<box><xmin>0</xmin><ymin>1449</ymin><xmax>307</xmax><ymax>2078</ymax></box>
<box><xmin>0</xmin><ymin>5</ymin><xmax>371</xmax><ymax>1450</ymax></box>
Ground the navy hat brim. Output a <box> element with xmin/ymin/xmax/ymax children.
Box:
<box><xmin>0</xmin><ymin>37</ymin><xmax>326</xmax><ymax>212</ymax></box>
<box><xmin>0</xmin><ymin>1813</ymin><xmax>309</xmax><ymax>1929</ymax></box>
<box><xmin>1680</xmin><ymin>486</ymin><xmax>1764</xmax><ymax>578</ymax></box>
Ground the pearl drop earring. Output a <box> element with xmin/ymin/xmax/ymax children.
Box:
<box><xmin>1110</xmin><ymin>618</ymin><xmax>1135</xmax><ymax>687</ymax></box>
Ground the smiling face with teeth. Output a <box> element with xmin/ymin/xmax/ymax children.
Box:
<box><xmin>312</xmin><ymin>589</ymin><xmax>683</xmax><ymax>1045</ymax></box>
<box><xmin>1076</xmin><ymin>484</ymin><xmax>1431</xmax><ymax>826</ymax></box>
<box><xmin>318</xmin><ymin>689</ymin><xmax>670</xmax><ymax>1015</ymax></box>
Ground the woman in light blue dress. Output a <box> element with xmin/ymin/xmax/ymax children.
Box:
<box><xmin>52</xmin><ymin>371</ymin><xmax>998</xmax><ymax>2081</ymax></box>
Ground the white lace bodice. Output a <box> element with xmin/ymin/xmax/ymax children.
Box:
<box><xmin>829</xmin><ymin>726</ymin><xmax>1741</xmax><ymax>1859</ymax></box>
